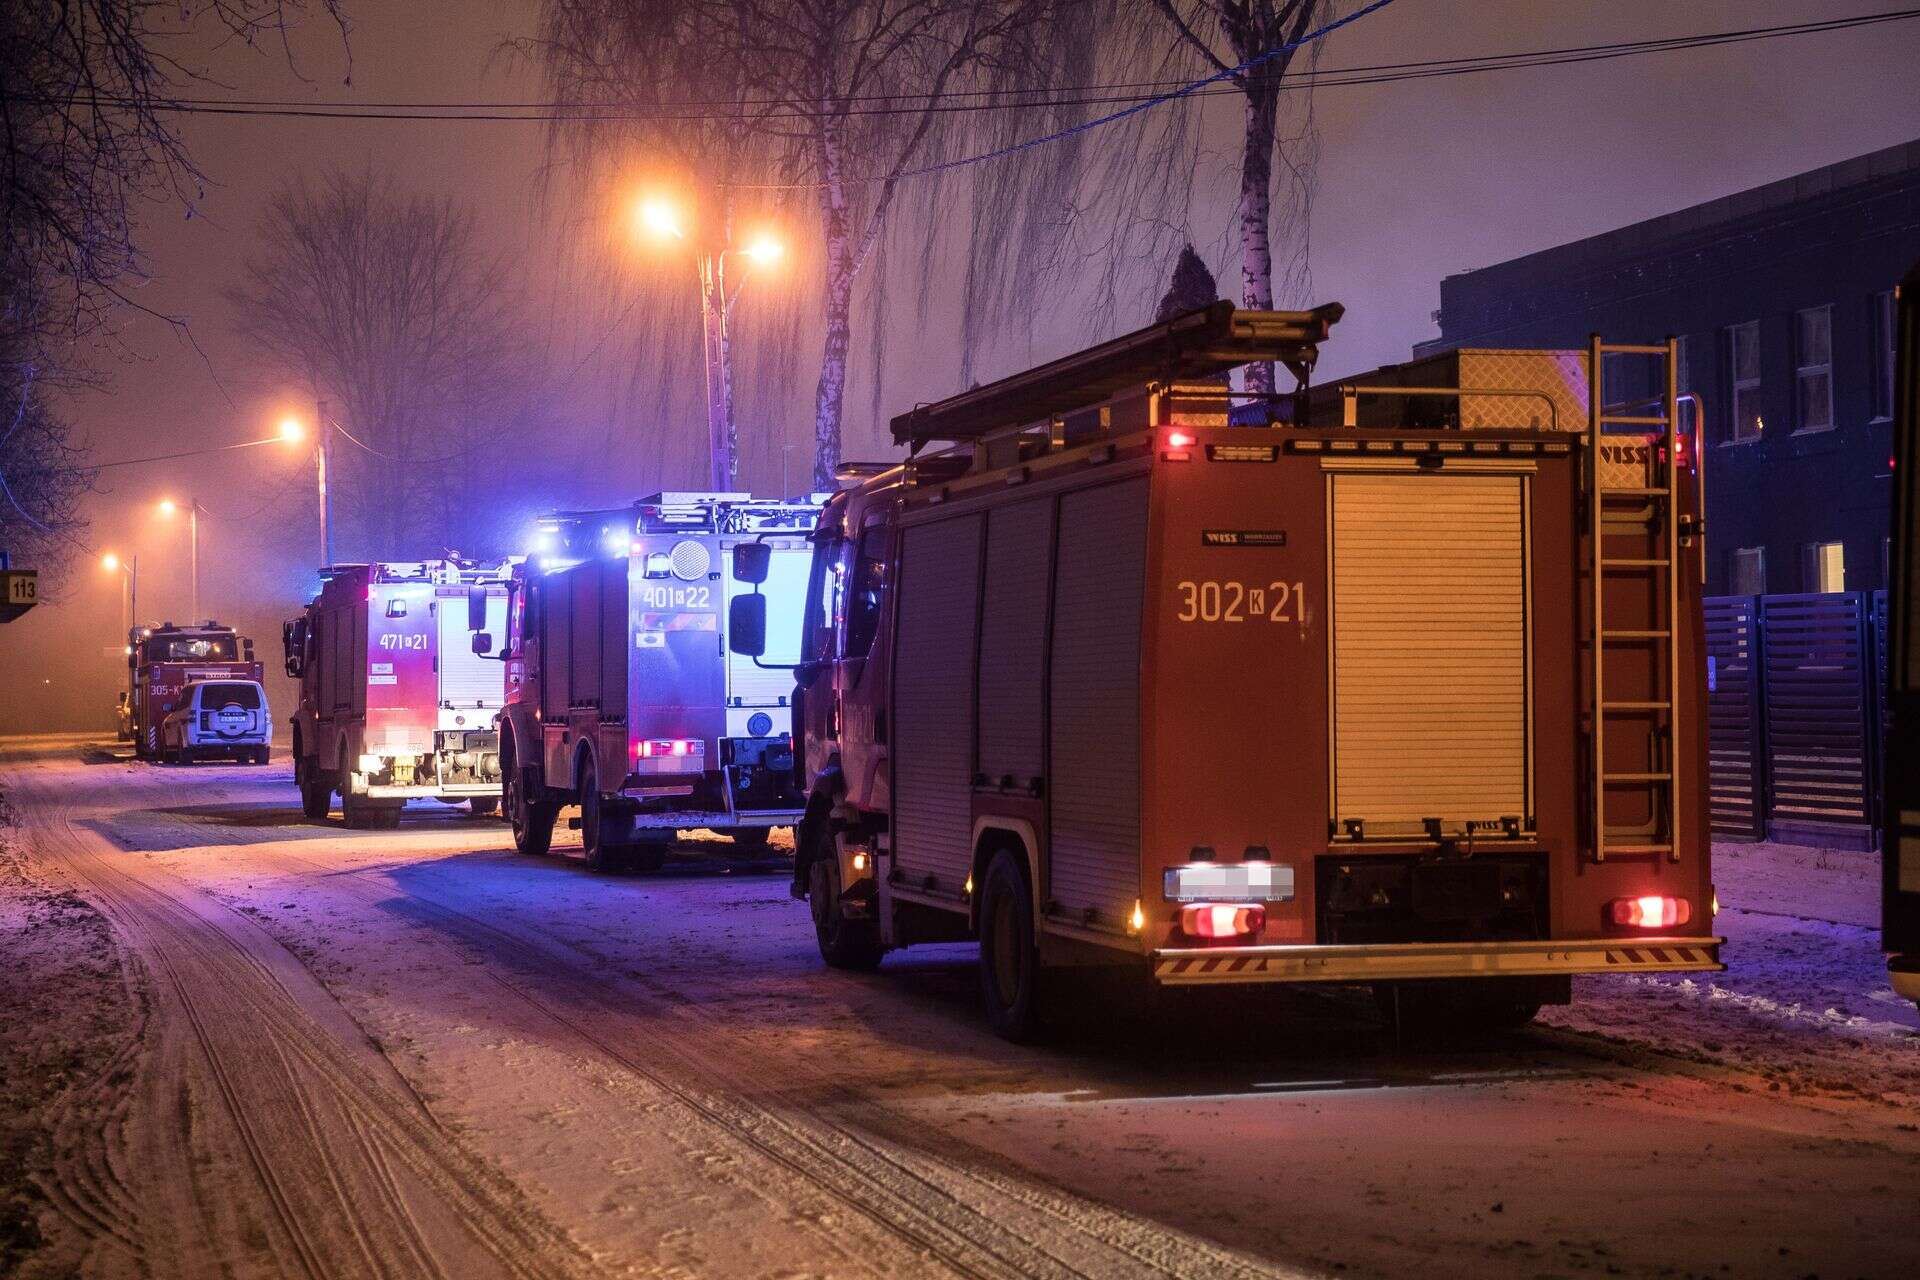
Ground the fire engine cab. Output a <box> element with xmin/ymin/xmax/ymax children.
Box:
<box><xmin>485</xmin><ymin>493</ymin><xmax>819</xmax><ymax>870</ymax></box>
<box><xmin>733</xmin><ymin>301</ymin><xmax>1725</xmax><ymax>1040</ymax></box>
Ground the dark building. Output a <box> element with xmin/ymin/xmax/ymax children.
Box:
<box><xmin>1418</xmin><ymin>139</ymin><xmax>1920</xmax><ymax>595</ymax></box>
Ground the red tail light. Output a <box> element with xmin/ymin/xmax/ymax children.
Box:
<box><xmin>1166</xmin><ymin>430</ymin><xmax>1196</xmax><ymax>449</ymax></box>
<box><xmin>1180</xmin><ymin>903</ymin><xmax>1265</xmax><ymax>939</ymax></box>
<box><xmin>1608</xmin><ymin>895</ymin><xmax>1690</xmax><ymax>929</ymax></box>
<box><xmin>638</xmin><ymin>738</ymin><xmax>703</xmax><ymax>759</ymax></box>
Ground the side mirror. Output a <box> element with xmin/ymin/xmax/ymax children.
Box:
<box><xmin>243</xmin><ymin>638</ymin><xmax>255</xmax><ymax>662</ymax></box>
<box><xmin>728</xmin><ymin>593</ymin><xmax>767</xmax><ymax>657</ymax></box>
<box><xmin>471</xmin><ymin>632</ymin><xmax>494</xmax><ymax>656</ymax></box>
<box><xmin>467</xmin><ymin>585</ymin><xmax>489</xmax><ymax>631</ymax></box>
<box><xmin>732</xmin><ymin>541</ymin><xmax>771</xmax><ymax>585</ymax></box>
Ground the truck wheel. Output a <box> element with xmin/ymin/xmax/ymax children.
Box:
<box><xmin>299</xmin><ymin>765</ymin><xmax>333</xmax><ymax>821</ymax></box>
<box><xmin>506</xmin><ymin>768</ymin><xmax>556</xmax><ymax>856</ymax></box>
<box><xmin>626</xmin><ymin>831</ymin><xmax>671</xmax><ymax>874</ymax></box>
<box><xmin>344</xmin><ymin>795</ymin><xmax>401</xmax><ymax>830</ymax></box>
<box><xmin>468</xmin><ymin>796</ymin><xmax>499</xmax><ymax>817</ymax></box>
<box><xmin>808</xmin><ymin>855</ymin><xmax>883</xmax><ymax>972</ymax></box>
<box><xmin>578</xmin><ymin>765</ymin><xmax>626</xmax><ymax>872</ymax></box>
<box><xmin>977</xmin><ymin>849</ymin><xmax>1044</xmax><ymax>1042</ymax></box>
<box><xmin>729</xmin><ymin>827</ymin><xmax>772</xmax><ymax>850</ymax></box>
<box><xmin>1373</xmin><ymin>980</ymin><xmax>1544</xmax><ymax>1039</ymax></box>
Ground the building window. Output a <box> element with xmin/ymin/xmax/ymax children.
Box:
<box><xmin>1873</xmin><ymin>290</ymin><xmax>1897</xmax><ymax>420</ymax></box>
<box><xmin>1727</xmin><ymin>321</ymin><xmax>1762</xmax><ymax>442</ymax></box>
<box><xmin>1794</xmin><ymin>306</ymin><xmax>1833</xmax><ymax>432</ymax></box>
<box><xmin>1803</xmin><ymin>541</ymin><xmax>1845</xmax><ymax>593</ymax></box>
<box><xmin>1730</xmin><ymin>546</ymin><xmax>1766</xmax><ymax>596</ymax></box>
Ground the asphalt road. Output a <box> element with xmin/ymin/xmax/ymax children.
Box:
<box><xmin>2</xmin><ymin>734</ymin><xmax>1916</xmax><ymax>1280</ymax></box>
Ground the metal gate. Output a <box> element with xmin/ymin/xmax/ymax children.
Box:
<box><xmin>1761</xmin><ymin>592</ymin><xmax>1878</xmax><ymax>848</ymax></box>
<box><xmin>1704</xmin><ymin>596</ymin><xmax>1766</xmax><ymax>839</ymax></box>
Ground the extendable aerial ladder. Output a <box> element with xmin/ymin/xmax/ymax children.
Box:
<box><xmin>1587</xmin><ymin>336</ymin><xmax>1684</xmax><ymax>862</ymax></box>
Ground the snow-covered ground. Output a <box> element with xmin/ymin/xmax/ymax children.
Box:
<box><xmin>1544</xmin><ymin>839</ymin><xmax>1920</xmax><ymax>1106</ymax></box>
<box><xmin>2</xmin><ymin>734</ymin><xmax>1916</xmax><ymax>1280</ymax></box>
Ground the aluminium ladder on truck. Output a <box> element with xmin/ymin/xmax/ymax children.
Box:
<box><xmin>1587</xmin><ymin>336</ymin><xmax>1685</xmax><ymax>864</ymax></box>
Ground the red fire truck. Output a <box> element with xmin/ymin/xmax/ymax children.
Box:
<box><xmin>121</xmin><ymin>620</ymin><xmax>264</xmax><ymax>761</ymax></box>
<box><xmin>731</xmin><ymin>301</ymin><xmax>1725</xmax><ymax>1040</ymax></box>
<box><xmin>484</xmin><ymin>493</ymin><xmax>819</xmax><ymax>870</ymax></box>
<box><xmin>283</xmin><ymin>559</ymin><xmax>511</xmax><ymax>828</ymax></box>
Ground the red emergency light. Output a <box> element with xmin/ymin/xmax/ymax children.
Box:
<box><xmin>1608</xmin><ymin>895</ymin><xmax>1690</xmax><ymax>929</ymax></box>
<box><xmin>637</xmin><ymin>738</ymin><xmax>703</xmax><ymax>759</ymax></box>
<box><xmin>1162</xmin><ymin>429</ymin><xmax>1195</xmax><ymax>462</ymax></box>
<box><xmin>1180</xmin><ymin>903</ymin><xmax>1264</xmax><ymax>940</ymax></box>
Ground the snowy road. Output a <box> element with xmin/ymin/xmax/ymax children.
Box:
<box><xmin>3</xmin><ymin>733</ymin><xmax>1917</xmax><ymax>1280</ymax></box>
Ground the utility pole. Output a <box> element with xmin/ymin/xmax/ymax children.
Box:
<box><xmin>697</xmin><ymin>251</ymin><xmax>733</xmax><ymax>493</ymax></box>
<box><xmin>189</xmin><ymin>500</ymin><xmax>200</xmax><ymax>621</ymax></box>
<box><xmin>316</xmin><ymin>396</ymin><xmax>334</xmax><ymax>567</ymax></box>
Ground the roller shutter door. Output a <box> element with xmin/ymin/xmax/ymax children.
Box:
<box><xmin>977</xmin><ymin>500</ymin><xmax>1053</xmax><ymax>790</ymax></box>
<box><xmin>1048</xmin><ymin>478</ymin><xmax>1148</xmax><ymax>929</ymax></box>
<box><xmin>893</xmin><ymin>515</ymin><xmax>983</xmax><ymax>894</ymax></box>
<box><xmin>1329</xmin><ymin>471</ymin><xmax>1531</xmax><ymax>837</ymax></box>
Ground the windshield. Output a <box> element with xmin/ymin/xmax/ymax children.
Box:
<box><xmin>148</xmin><ymin>635</ymin><xmax>239</xmax><ymax>662</ymax></box>
<box><xmin>195</xmin><ymin>682</ymin><xmax>261</xmax><ymax>709</ymax></box>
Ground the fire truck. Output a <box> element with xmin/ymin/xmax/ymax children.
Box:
<box><xmin>483</xmin><ymin>493</ymin><xmax>818</xmax><ymax>871</ymax></box>
<box><xmin>283</xmin><ymin>559</ymin><xmax>511</xmax><ymax>828</ymax></box>
<box><xmin>731</xmin><ymin>301</ymin><xmax>1725</xmax><ymax>1040</ymax></box>
<box><xmin>1882</xmin><ymin>261</ymin><xmax>1919</xmax><ymax>1011</ymax></box>
<box><xmin>121</xmin><ymin>620</ymin><xmax>264</xmax><ymax>761</ymax></box>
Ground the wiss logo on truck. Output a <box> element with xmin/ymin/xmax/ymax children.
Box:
<box><xmin>282</xmin><ymin>559</ymin><xmax>512</xmax><ymax>828</ymax></box>
<box><xmin>732</xmin><ymin>301</ymin><xmax>1723</xmax><ymax>1041</ymax></box>
<box><xmin>483</xmin><ymin>493</ymin><xmax>820</xmax><ymax>871</ymax></box>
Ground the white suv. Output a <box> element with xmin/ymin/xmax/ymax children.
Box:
<box><xmin>160</xmin><ymin>679</ymin><xmax>272</xmax><ymax>765</ymax></box>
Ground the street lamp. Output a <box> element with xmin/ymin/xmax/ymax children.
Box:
<box><xmin>634</xmin><ymin>192</ymin><xmax>783</xmax><ymax>491</ymax></box>
<box><xmin>276</xmin><ymin>405</ymin><xmax>333</xmax><ymax>567</ymax></box>
<box><xmin>156</xmin><ymin>498</ymin><xmax>206</xmax><ymax>621</ymax></box>
<box><xmin>101</xmin><ymin>552</ymin><xmax>137</xmax><ymax>635</ymax></box>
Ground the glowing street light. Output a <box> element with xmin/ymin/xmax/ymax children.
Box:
<box><xmin>637</xmin><ymin>196</ymin><xmax>685</xmax><ymax>241</ymax></box>
<box><xmin>740</xmin><ymin>234</ymin><xmax>784</xmax><ymax>265</ymax></box>
<box><xmin>278</xmin><ymin>416</ymin><xmax>306</xmax><ymax>444</ymax></box>
<box><xmin>632</xmin><ymin>190</ymin><xmax>785</xmax><ymax>490</ymax></box>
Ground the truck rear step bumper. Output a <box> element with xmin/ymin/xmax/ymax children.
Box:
<box><xmin>1152</xmin><ymin>936</ymin><xmax>1724</xmax><ymax>986</ymax></box>
<box><xmin>364</xmin><ymin>783</ymin><xmax>500</xmax><ymax>799</ymax></box>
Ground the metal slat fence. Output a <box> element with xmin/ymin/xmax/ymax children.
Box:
<box><xmin>1703</xmin><ymin>591</ymin><xmax>1885</xmax><ymax>849</ymax></box>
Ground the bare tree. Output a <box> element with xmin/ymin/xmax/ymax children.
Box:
<box><xmin>532</xmin><ymin>1</ymin><xmax>1074</xmax><ymax>490</ymax></box>
<box><xmin>1144</xmin><ymin>1</ymin><xmax>1328</xmax><ymax>393</ymax></box>
<box><xmin>532</xmin><ymin>0</ymin><xmax>794</xmax><ymax>490</ymax></box>
<box><xmin>228</xmin><ymin>170</ymin><xmax>538</xmax><ymax>560</ymax></box>
<box><xmin>0</xmin><ymin>1</ymin><xmax>349</xmax><ymax>572</ymax></box>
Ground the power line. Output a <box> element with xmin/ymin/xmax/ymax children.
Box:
<box><xmin>10</xmin><ymin>8</ymin><xmax>1912</xmax><ymax>124</ymax></box>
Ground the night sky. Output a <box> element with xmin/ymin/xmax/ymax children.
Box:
<box><xmin>5</xmin><ymin>0</ymin><xmax>1918</xmax><ymax>730</ymax></box>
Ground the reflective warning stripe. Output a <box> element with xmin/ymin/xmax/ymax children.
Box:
<box><xmin>1152</xmin><ymin>937</ymin><xmax>1724</xmax><ymax>986</ymax></box>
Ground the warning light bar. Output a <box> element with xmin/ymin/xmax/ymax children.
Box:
<box><xmin>637</xmin><ymin>738</ymin><xmax>705</xmax><ymax>759</ymax></box>
<box><xmin>1608</xmin><ymin>895</ymin><xmax>1691</xmax><ymax>929</ymax></box>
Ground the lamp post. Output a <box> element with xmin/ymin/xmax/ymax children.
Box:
<box><xmin>156</xmin><ymin>498</ymin><xmax>205</xmax><ymax>621</ymax></box>
<box><xmin>636</xmin><ymin>195</ymin><xmax>782</xmax><ymax>492</ymax></box>
<box><xmin>101</xmin><ymin>552</ymin><xmax>137</xmax><ymax>634</ymax></box>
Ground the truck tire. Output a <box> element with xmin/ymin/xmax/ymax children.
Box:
<box><xmin>577</xmin><ymin>762</ymin><xmax>627</xmax><ymax>873</ymax></box>
<box><xmin>468</xmin><ymin>796</ymin><xmax>499</xmax><ymax>817</ymax></box>
<box><xmin>1373</xmin><ymin>979</ymin><xmax>1544</xmax><ymax>1039</ymax></box>
<box><xmin>977</xmin><ymin>849</ymin><xmax>1045</xmax><ymax>1042</ymax></box>
<box><xmin>808</xmin><ymin>854</ymin><xmax>883</xmax><ymax>972</ymax></box>
<box><xmin>506</xmin><ymin>767</ymin><xmax>556</xmax><ymax>857</ymax></box>
<box><xmin>299</xmin><ymin>763</ymin><xmax>333</xmax><ymax>821</ymax></box>
<box><xmin>344</xmin><ymin>794</ymin><xmax>402</xmax><ymax>830</ymax></box>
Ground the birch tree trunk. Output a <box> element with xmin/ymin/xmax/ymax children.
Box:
<box><xmin>1238</xmin><ymin>79</ymin><xmax>1281</xmax><ymax>396</ymax></box>
<box><xmin>811</xmin><ymin>117</ymin><xmax>854</xmax><ymax>491</ymax></box>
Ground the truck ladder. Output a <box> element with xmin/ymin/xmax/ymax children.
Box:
<box><xmin>1588</xmin><ymin>336</ymin><xmax>1683</xmax><ymax>863</ymax></box>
